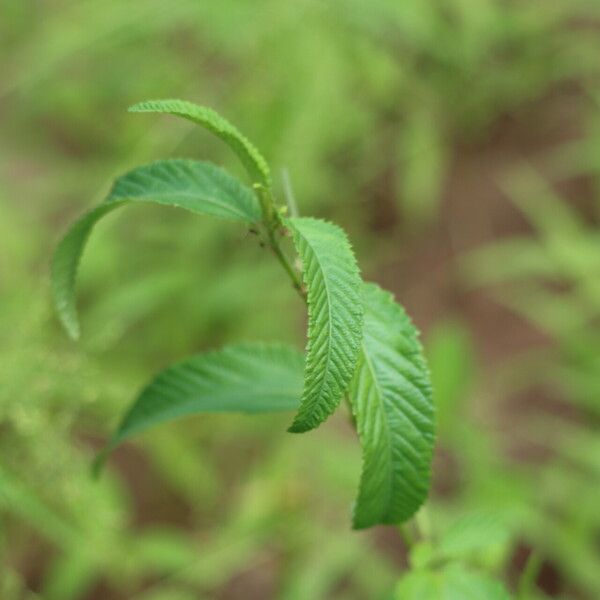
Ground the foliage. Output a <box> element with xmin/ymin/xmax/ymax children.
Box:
<box><xmin>349</xmin><ymin>283</ymin><xmax>434</xmax><ymax>529</ymax></box>
<box><xmin>286</xmin><ymin>217</ymin><xmax>363</xmax><ymax>433</ymax></box>
<box><xmin>52</xmin><ymin>100</ymin><xmax>435</xmax><ymax>533</ymax></box>
<box><xmin>2</xmin><ymin>0</ymin><xmax>600</xmax><ymax>597</ymax></box>
<box><xmin>97</xmin><ymin>343</ymin><xmax>305</xmax><ymax>469</ymax></box>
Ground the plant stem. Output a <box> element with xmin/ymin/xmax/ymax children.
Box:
<box><xmin>397</xmin><ymin>524</ymin><xmax>416</xmax><ymax>549</ymax></box>
<box><xmin>267</xmin><ymin>226</ymin><xmax>304</xmax><ymax>297</ymax></box>
<box><xmin>255</xmin><ymin>183</ymin><xmax>305</xmax><ymax>300</ymax></box>
<box><xmin>415</xmin><ymin>506</ymin><xmax>432</xmax><ymax>541</ymax></box>
<box><xmin>518</xmin><ymin>549</ymin><xmax>542</xmax><ymax>599</ymax></box>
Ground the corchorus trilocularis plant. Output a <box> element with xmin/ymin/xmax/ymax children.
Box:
<box><xmin>52</xmin><ymin>100</ymin><xmax>435</xmax><ymax>530</ymax></box>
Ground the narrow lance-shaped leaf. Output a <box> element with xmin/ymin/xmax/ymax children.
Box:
<box><xmin>94</xmin><ymin>343</ymin><xmax>304</xmax><ymax>474</ymax></box>
<box><xmin>51</xmin><ymin>159</ymin><xmax>260</xmax><ymax>339</ymax></box>
<box><xmin>349</xmin><ymin>283</ymin><xmax>435</xmax><ymax>529</ymax></box>
<box><xmin>129</xmin><ymin>99</ymin><xmax>271</xmax><ymax>187</ymax></box>
<box><xmin>286</xmin><ymin>217</ymin><xmax>363</xmax><ymax>433</ymax></box>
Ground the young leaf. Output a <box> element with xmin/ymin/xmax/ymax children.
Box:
<box><xmin>52</xmin><ymin>159</ymin><xmax>260</xmax><ymax>339</ymax></box>
<box><xmin>95</xmin><ymin>343</ymin><xmax>304</xmax><ymax>472</ymax></box>
<box><xmin>349</xmin><ymin>283</ymin><xmax>434</xmax><ymax>529</ymax></box>
<box><xmin>439</xmin><ymin>511</ymin><xmax>512</xmax><ymax>563</ymax></box>
<box><xmin>129</xmin><ymin>99</ymin><xmax>271</xmax><ymax>187</ymax></box>
<box><xmin>395</xmin><ymin>564</ymin><xmax>512</xmax><ymax>600</ymax></box>
<box><xmin>286</xmin><ymin>217</ymin><xmax>363</xmax><ymax>433</ymax></box>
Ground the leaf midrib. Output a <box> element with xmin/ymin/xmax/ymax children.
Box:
<box><xmin>108</xmin><ymin>189</ymin><xmax>255</xmax><ymax>221</ymax></box>
<box><xmin>359</xmin><ymin>338</ymin><xmax>395</xmax><ymax>517</ymax></box>
<box><xmin>303</xmin><ymin>231</ymin><xmax>335</xmax><ymax>413</ymax></box>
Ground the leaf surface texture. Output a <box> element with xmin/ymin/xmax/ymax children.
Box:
<box><xmin>286</xmin><ymin>217</ymin><xmax>363</xmax><ymax>433</ymax></box>
<box><xmin>349</xmin><ymin>283</ymin><xmax>434</xmax><ymax>528</ymax></box>
<box><xmin>97</xmin><ymin>343</ymin><xmax>304</xmax><ymax>468</ymax></box>
<box><xmin>129</xmin><ymin>99</ymin><xmax>271</xmax><ymax>186</ymax></box>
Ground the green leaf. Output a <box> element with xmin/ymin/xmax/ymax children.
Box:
<box><xmin>129</xmin><ymin>99</ymin><xmax>271</xmax><ymax>187</ymax></box>
<box><xmin>52</xmin><ymin>159</ymin><xmax>260</xmax><ymax>339</ymax></box>
<box><xmin>95</xmin><ymin>343</ymin><xmax>304</xmax><ymax>472</ymax></box>
<box><xmin>348</xmin><ymin>283</ymin><xmax>434</xmax><ymax>529</ymax></box>
<box><xmin>439</xmin><ymin>511</ymin><xmax>512</xmax><ymax>563</ymax></box>
<box><xmin>395</xmin><ymin>564</ymin><xmax>513</xmax><ymax>600</ymax></box>
<box><xmin>286</xmin><ymin>217</ymin><xmax>363</xmax><ymax>433</ymax></box>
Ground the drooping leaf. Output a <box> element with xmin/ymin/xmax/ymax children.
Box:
<box><xmin>286</xmin><ymin>217</ymin><xmax>363</xmax><ymax>433</ymax></box>
<box><xmin>95</xmin><ymin>343</ymin><xmax>304</xmax><ymax>472</ymax></box>
<box><xmin>129</xmin><ymin>99</ymin><xmax>271</xmax><ymax>186</ymax></box>
<box><xmin>348</xmin><ymin>282</ymin><xmax>434</xmax><ymax>529</ymax></box>
<box><xmin>395</xmin><ymin>564</ymin><xmax>513</xmax><ymax>600</ymax></box>
<box><xmin>52</xmin><ymin>159</ymin><xmax>260</xmax><ymax>339</ymax></box>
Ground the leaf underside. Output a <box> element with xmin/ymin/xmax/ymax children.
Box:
<box><xmin>286</xmin><ymin>217</ymin><xmax>363</xmax><ymax>433</ymax></box>
<box><xmin>129</xmin><ymin>99</ymin><xmax>271</xmax><ymax>186</ymax></box>
<box><xmin>51</xmin><ymin>159</ymin><xmax>259</xmax><ymax>339</ymax></box>
<box><xmin>349</xmin><ymin>282</ymin><xmax>435</xmax><ymax>529</ymax></box>
<box><xmin>95</xmin><ymin>343</ymin><xmax>304</xmax><ymax>472</ymax></box>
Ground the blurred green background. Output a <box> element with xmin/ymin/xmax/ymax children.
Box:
<box><xmin>1</xmin><ymin>1</ymin><xmax>600</xmax><ymax>598</ymax></box>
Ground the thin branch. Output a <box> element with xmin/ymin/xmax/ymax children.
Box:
<box><xmin>518</xmin><ymin>549</ymin><xmax>543</xmax><ymax>599</ymax></box>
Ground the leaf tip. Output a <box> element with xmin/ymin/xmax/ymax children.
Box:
<box><xmin>54</xmin><ymin>304</ymin><xmax>80</xmax><ymax>339</ymax></box>
<box><xmin>53</xmin><ymin>297</ymin><xmax>81</xmax><ymax>340</ymax></box>
<box><xmin>351</xmin><ymin>503</ymin><xmax>377</xmax><ymax>530</ymax></box>
<box><xmin>91</xmin><ymin>442</ymin><xmax>115</xmax><ymax>479</ymax></box>
<box><xmin>127</xmin><ymin>102</ymin><xmax>146</xmax><ymax>113</ymax></box>
<box><xmin>286</xmin><ymin>416</ymin><xmax>313</xmax><ymax>434</ymax></box>
<box><xmin>64</xmin><ymin>319</ymin><xmax>81</xmax><ymax>341</ymax></box>
<box><xmin>91</xmin><ymin>451</ymin><xmax>106</xmax><ymax>480</ymax></box>
<box><xmin>127</xmin><ymin>99</ymin><xmax>165</xmax><ymax>113</ymax></box>
<box><xmin>128</xmin><ymin>99</ymin><xmax>186</xmax><ymax>114</ymax></box>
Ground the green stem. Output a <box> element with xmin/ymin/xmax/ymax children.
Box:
<box><xmin>397</xmin><ymin>524</ymin><xmax>416</xmax><ymax>549</ymax></box>
<box><xmin>254</xmin><ymin>184</ymin><xmax>276</xmax><ymax>228</ymax></box>
<box><xmin>267</xmin><ymin>226</ymin><xmax>304</xmax><ymax>296</ymax></box>
<box><xmin>415</xmin><ymin>506</ymin><xmax>432</xmax><ymax>541</ymax></box>
<box><xmin>254</xmin><ymin>183</ymin><xmax>305</xmax><ymax>300</ymax></box>
<box><xmin>518</xmin><ymin>550</ymin><xmax>542</xmax><ymax>599</ymax></box>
